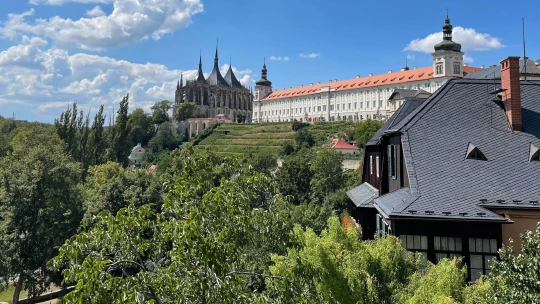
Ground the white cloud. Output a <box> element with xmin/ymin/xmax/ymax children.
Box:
<box><xmin>0</xmin><ymin>41</ymin><xmax>254</xmax><ymax>117</ymax></box>
<box><xmin>299</xmin><ymin>53</ymin><xmax>320</xmax><ymax>59</ymax></box>
<box><xmin>86</xmin><ymin>6</ymin><xmax>106</xmax><ymax>17</ymax></box>
<box><xmin>269</xmin><ymin>56</ymin><xmax>289</xmax><ymax>61</ymax></box>
<box><xmin>463</xmin><ymin>54</ymin><xmax>474</xmax><ymax>64</ymax></box>
<box><xmin>404</xmin><ymin>26</ymin><xmax>503</xmax><ymax>53</ymax></box>
<box><xmin>407</xmin><ymin>54</ymin><xmax>415</xmax><ymax>60</ymax></box>
<box><xmin>30</xmin><ymin>0</ymin><xmax>111</xmax><ymax>4</ymax></box>
<box><xmin>2</xmin><ymin>0</ymin><xmax>204</xmax><ymax>51</ymax></box>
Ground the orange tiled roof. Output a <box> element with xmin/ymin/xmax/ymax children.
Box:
<box><xmin>262</xmin><ymin>66</ymin><xmax>482</xmax><ymax>101</ymax></box>
<box><xmin>330</xmin><ymin>138</ymin><xmax>360</xmax><ymax>150</ymax></box>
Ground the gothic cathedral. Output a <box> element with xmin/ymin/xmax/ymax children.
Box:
<box><xmin>173</xmin><ymin>47</ymin><xmax>253</xmax><ymax>122</ymax></box>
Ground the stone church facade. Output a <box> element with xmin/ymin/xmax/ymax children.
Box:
<box><xmin>174</xmin><ymin>48</ymin><xmax>253</xmax><ymax>122</ymax></box>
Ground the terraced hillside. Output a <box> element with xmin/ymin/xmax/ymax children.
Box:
<box><xmin>194</xmin><ymin>123</ymin><xmax>294</xmax><ymax>157</ymax></box>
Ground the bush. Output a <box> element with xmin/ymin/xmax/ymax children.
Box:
<box><xmin>292</xmin><ymin>119</ymin><xmax>309</xmax><ymax>131</ymax></box>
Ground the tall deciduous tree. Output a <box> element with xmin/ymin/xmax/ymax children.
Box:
<box><xmin>0</xmin><ymin>126</ymin><xmax>84</xmax><ymax>303</ymax></box>
<box><xmin>275</xmin><ymin>150</ymin><xmax>313</xmax><ymax>205</ymax></box>
<box><xmin>51</xmin><ymin>152</ymin><xmax>292</xmax><ymax>304</ymax></box>
<box><xmin>109</xmin><ymin>94</ymin><xmax>131</xmax><ymax>167</ymax></box>
<box><xmin>151</xmin><ymin>100</ymin><xmax>172</xmax><ymax>124</ymax></box>
<box><xmin>88</xmin><ymin>104</ymin><xmax>107</xmax><ymax>167</ymax></box>
<box><xmin>309</xmin><ymin>148</ymin><xmax>343</xmax><ymax>203</ymax></box>
<box><xmin>355</xmin><ymin>119</ymin><xmax>384</xmax><ymax>147</ymax></box>
<box><xmin>174</xmin><ymin>102</ymin><xmax>203</xmax><ymax>121</ymax></box>
<box><xmin>128</xmin><ymin>108</ymin><xmax>154</xmax><ymax>147</ymax></box>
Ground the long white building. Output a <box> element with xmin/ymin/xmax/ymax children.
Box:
<box><xmin>252</xmin><ymin>13</ymin><xmax>482</xmax><ymax>123</ymax></box>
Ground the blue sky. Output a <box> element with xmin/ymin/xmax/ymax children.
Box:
<box><xmin>0</xmin><ymin>0</ymin><xmax>538</xmax><ymax>122</ymax></box>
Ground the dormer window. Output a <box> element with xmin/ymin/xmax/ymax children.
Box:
<box><xmin>466</xmin><ymin>143</ymin><xmax>487</xmax><ymax>161</ymax></box>
<box><xmin>529</xmin><ymin>144</ymin><xmax>540</xmax><ymax>162</ymax></box>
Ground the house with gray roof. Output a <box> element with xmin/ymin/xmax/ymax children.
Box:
<box><xmin>347</xmin><ymin>56</ymin><xmax>540</xmax><ymax>281</ymax></box>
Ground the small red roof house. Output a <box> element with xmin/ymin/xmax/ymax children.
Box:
<box><xmin>330</xmin><ymin>138</ymin><xmax>360</xmax><ymax>155</ymax></box>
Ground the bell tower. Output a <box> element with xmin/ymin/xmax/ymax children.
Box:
<box><xmin>253</xmin><ymin>59</ymin><xmax>273</xmax><ymax>122</ymax></box>
<box><xmin>432</xmin><ymin>10</ymin><xmax>464</xmax><ymax>78</ymax></box>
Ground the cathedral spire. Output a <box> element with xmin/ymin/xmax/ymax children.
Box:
<box><xmin>214</xmin><ymin>40</ymin><xmax>219</xmax><ymax>68</ymax></box>
<box><xmin>196</xmin><ymin>51</ymin><xmax>206</xmax><ymax>82</ymax></box>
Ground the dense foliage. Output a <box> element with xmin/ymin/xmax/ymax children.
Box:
<box><xmin>3</xmin><ymin>107</ymin><xmax>540</xmax><ymax>303</ymax></box>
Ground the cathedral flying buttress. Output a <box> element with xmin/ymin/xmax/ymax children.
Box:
<box><xmin>173</xmin><ymin>47</ymin><xmax>253</xmax><ymax>122</ymax></box>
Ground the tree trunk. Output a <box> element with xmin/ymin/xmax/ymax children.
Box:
<box><xmin>12</xmin><ymin>275</ymin><xmax>23</xmax><ymax>304</ymax></box>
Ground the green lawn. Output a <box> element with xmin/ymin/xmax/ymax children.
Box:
<box><xmin>0</xmin><ymin>286</ymin><xmax>28</xmax><ymax>304</ymax></box>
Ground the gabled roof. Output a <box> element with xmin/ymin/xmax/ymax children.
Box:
<box><xmin>372</xmin><ymin>78</ymin><xmax>540</xmax><ymax>222</ymax></box>
<box><xmin>224</xmin><ymin>66</ymin><xmax>243</xmax><ymax>88</ymax></box>
<box><xmin>388</xmin><ymin>89</ymin><xmax>431</xmax><ymax>100</ymax></box>
<box><xmin>347</xmin><ymin>182</ymin><xmax>379</xmax><ymax>208</ymax></box>
<box><xmin>330</xmin><ymin>138</ymin><xmax>359</xmax><ymax>150</ymax></box>
<box><xmin>366</xmin><ymin>97</ymin><xmax>427</xmax><ymax>146</ymax></box>
<box><xmin>261</xmin><ymin>66</ymin><xmax>481</xmax><ymax>101</ymax></box>
<box><xmin>465</xmin><ymin>59</ymin><xmax>540</xmax><ymax>79</ymax></box>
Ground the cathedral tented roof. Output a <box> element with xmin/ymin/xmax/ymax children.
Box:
<box><xmin>206</xmin><ymin>48</ymin><xmax>230</xmax><ymax>87</ymax></box>
<box><xmin>224</xmin><ymin>65</ymin><xmax>243</xmax><ymax>88</ymax></box>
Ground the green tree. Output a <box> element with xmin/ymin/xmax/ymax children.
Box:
<box><xmin>88</xmin><ymin>104</ymin><xmax>107</xmax><ymax>167</ymax></box>
<box><xmin>477</xmin><ymin>224</ymin><xmax>540</xmax><ymax>303</ymax></box>
<box><xmin>174</xmin><ymin>102</ymin><xmax>204</xmax><ymax>121</ymax></box>
<box><xmin>51</xmin><ymin>153</ymin><xmax>293</xmax><ymax>304</ymax></box>
<box><xmin>82</xmin><ymin>162</ymin><xmax>163</xmax><ymax>223</ymax></box>
<box><xmin>275</xmin><ymin>150</ymin><xmax>313</xmax><ymax>205</ymax></box>
<box><xmin>143</xmin><ymin>122</ymin><xmax>183</xmax><ymax>165</ymax></box>
<box><xmin>355</xmin><ymin>120</ymin><xmax>384</xmax><ymax>146</ymax></box>
<box><xmin>280</xmin><ymin>140</ymin><xmax>295</xmax><ymax>156</ymax></box>
<box><xmin>249</xmin><ymin>151</ymin><xmax>277</xmax><ymax>175</ymax></box>
<box><xmin>295</xmin><ymin>128</ymin><xmax>315</xmax><ymax>149</ymax></box>
<box><xmin>310</xmin><ymin>148</ymin><xmax>343</xmax><ymax>203</ymax></box>
<box><xmin>128</xmin><ymin>108</ymin><xmax>154</xmax><ymax>146</ymax></box>
<box><xmin>268</xmin><ymin>216</ymin><xmax>421</xmax><ymax>303</ymax></box>
<box><xmin>0</xmin><ymin>126</ymin><xmax>84</xmax><ymax>303</ymax></box>
<box><xmin>151</xmin><ymin>100</ymin><xmax>172</xmax><ymax>124</ymax></box>
<box><xmin>109</xmin><ymin>94</ymin><xmax>131</xmax><ymax>166</ymax></box>
<box><xmin>395</xmin><ymin>258</ymin><xmax>467</xmax><ymax>304</ymax></box>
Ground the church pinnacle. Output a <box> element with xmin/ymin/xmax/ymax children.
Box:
<box><xmin>434</xmin><ymin>10</ymin><xmax>461</xmax><ymax>52</ymax></box>
<box><xmin>196</xmin><ymin>51</ymin><xmax>206</xmax><ymax>82</ymax></box>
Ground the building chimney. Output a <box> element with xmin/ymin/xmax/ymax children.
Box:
<box><xmin>464</xmin><ymin>63</ymin><xmax>468</xmax><ymax>67</ymax></box>
<box><xmin>400</xmin><ymin>68</ymin><xmax>405</xmax><ymax>72</ymax></box>
<box><xmin>310</xmin><ymin>83</ymin><xmax>313</xmax><ymax>86</ymax></box>
<box><xmin>300</xmin><ymin>84</ymin><xmax>303</xmax><ymax>87</ymax></box>
<box><xmin>356</xmin><ymin>75</ymin><xmax>360</xmax><ymax>78</ymax></box>
<box><xmin>335</xmin><ymin>79</ymin><xmax>337</xmax><ymax>82</ymax></box>
<box><xmin>317</xmin><ymin>82</ymin><xmax>320</xmax><ymax>84</ymax></box>
<box><xmin>413</xmin><ymin>66</ymin><xmax>417</xmax><ymax>70</ymax></box>
<box><xmin>481</xmin><ymin>65</ymin><xmax>485</xmax><ymax>69</ymax></box>
<box><xmin>500</xmin><ymin>56</ymin><xmax>522</xmax><ymax>131</ymax></box>
<box><xmin>329</xmin><ymin>80</ymin><xmax>332</xmax><ymax>83</ymax></box>
<box><xmin>388</xmin><ymin>70</ymin><xmax>392</xmax><ymax>74</ymax></box>
<box><xmin>369</xmin><ymin>73</ymin><xmax>373</xmax><ymax>76</ymax></box>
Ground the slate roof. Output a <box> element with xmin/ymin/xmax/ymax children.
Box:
<box><xmin>206</xmin><ymin>65</ymin><xmax>229</xmax><ymax>86</ymax></box>
<box><xmin>465</xmin><ymin>59</ymin><xmax>540</xmax><ymax>79</ymax></box>
<box><xmin>224</xmin><ymin>66</ymin><xmax>243</xmax><ymax>88</ymax></box>
<box><xmin>372</xmin><ymin>78</ymin><xmax>540</xmax><ymax>222</ymax></box>
<box><xmin>366</xmin><ymin>97</ymin><xmax>427</xmax><ymax>146</ymax></box>
<box><xmin>388</xmin><ymin>89</ymin><xmax>430</xmax><ymax>100</ymax></box>
<box><xmin>347</xmin><ymin>182</ymin><xmax>379</xmax><ymax>208</ymax></box>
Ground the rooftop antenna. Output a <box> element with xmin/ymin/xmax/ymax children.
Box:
<box><xmin>522</xmin><ymin>17</ymin><xmax>527</xmax><ymax>80</ymax></box>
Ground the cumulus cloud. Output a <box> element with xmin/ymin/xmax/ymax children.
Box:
<box><xmin>404</xmin><ymin>26</ymin><xmax>503</xmax><ymax>53</ymax></box>
<box><xmin>269</xmin><ymin>56</ymin><xmax>289</xmax><ymax>61</ymax></box>
<box><xmin>0</xmin><ymin>41</ymin><xmax>254</xmax><ymax>118</ymax></box>
<box><xmin>1</xmin><ymin>0</ymin><xmax>204</xmax><ymax>51</ymax></box>
<box><xmin>299</xmin><ymin>53</ymin><xmax>320</xmax><ymax>59</ymax></box>
<box><xmin>463</xmin><ymin>54</ymin><xmax>474</xmax><ymax>64</ymax></box>
<box><xmin>86</xmin><ymin>5</ymin><xmax>106</xmax><ymax>17</ymax></box>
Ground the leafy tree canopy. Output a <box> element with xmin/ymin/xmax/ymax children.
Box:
<box><xmin>174</xmin><ymin>102</ymin><xmax>204</xmax><ymax>121</ymax></box>
<box><xmin>151</xmin><ymin>100</ymin><xmax>172</xmax><ymax>124</ymax></box>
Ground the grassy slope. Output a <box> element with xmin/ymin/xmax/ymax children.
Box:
<box><xmin>193</xmin><ymin>121</ymin><xmax>359</xmax><ymax>158</ymax></box>
<box><xmin>194</xmin><ymin>123</ymin><xmax>294</xmax><ymax>157</ymax></box>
